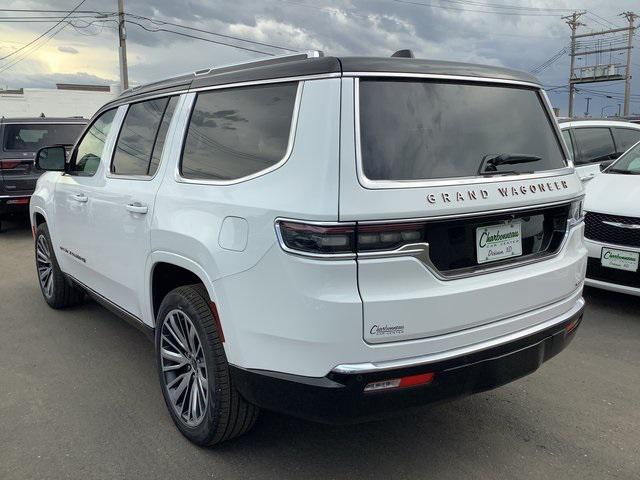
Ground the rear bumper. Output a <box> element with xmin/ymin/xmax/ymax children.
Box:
<box><xmin>231</xmin><ymin>298</ymin><xmax>585</xmax><ymax>424</ymax></box>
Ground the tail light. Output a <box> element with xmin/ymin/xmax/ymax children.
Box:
<box><xmin>0</xmin><ymin>160</ymin><xmax>22</xmax><ymax>170</ymax></box>
<box><xmin>276</xmin><ymin>220</ymin><xmax>427</xmax><ymax>257</ymax></box>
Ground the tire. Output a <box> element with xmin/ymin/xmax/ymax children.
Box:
<box><xmin>155</xmin><ymin>284</ymin><xmax>259</xmax><ymax>446</ymax></box>
<box><xmin>34</xmin><ymin>223</ymin><xmax>84</xmax><ymax>309</ymax></box>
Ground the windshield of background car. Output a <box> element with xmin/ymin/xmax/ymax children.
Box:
<box><xmin>3</xmin><ymin>123</ymin><xmax>85</xmax><ymax>151</ymax></box>
<box><xmin>359</xmin><ymin>79</ymin><xmax>567</xmax><ymax>180</ymax></box>
<box><xmin>607</xmin><ymin>141</ymin><xmax>640</xmax><ymax>174</ymax></box>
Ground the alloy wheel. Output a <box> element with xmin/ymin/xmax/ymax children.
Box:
<box><xmin>36</xmin><ymin>235</ymin><xmax>54</xmax><ymax>298</ymax></box>
<box><xmin>160</xmin><ymin>309</ymin><xmax>209</xmax><ymax>427</ymax></box>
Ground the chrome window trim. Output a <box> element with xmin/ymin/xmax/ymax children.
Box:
<box><xmin>274</xmin><ymin>218</ymin><xmax>357</xmax><ymax>260</ymax></box>
<box><xmin>175</xmin><ymin>81</ymin><xmax>304</xmax><ymax>186</ymax></box>
<box><xmin>331</xmin><ymin>296</ymin><xmax>585</xmax><ymax>374</ymax></box>
<box><xmin>0</xmin><ymin>121</ymin><xmax>87</xmax><ymax>125</ymax></box>
<box><xmin>353</xmin><ymin>75</ymin><xmax>574</xmax><ymax>190</ymax></box>
<box><xmin>188</xmin><ymin>72</ymin><xmax>339</xmax><ymax>94</ymax></box>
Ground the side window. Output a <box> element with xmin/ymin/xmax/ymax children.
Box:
<box><xmin>180</xmin><ymin>82</ymin><xmax>298</xmax><ymax>181</ymax></box>
<box><xmin>561</xmin><ymin>130</ymin><xmax>574</xmax><ymax>162</ymax></box>
<box><xmin>573</xmin><ymin>127</ymin><xmax>616</xmax><ymax>165</ymax></box>
<box><xmin>612</xmin><ymin>128</ymin><xmax>640</xmax><ymax>154</ymax></box>
<box><xmin>111</xmin><ymin>96</ymin><xmax>178</xmax><ymax>176</ymax></box>
<box><xmin>68</xmin><ymin>109</ymin><xmax>117</xmax><ymax>176</ymax></box>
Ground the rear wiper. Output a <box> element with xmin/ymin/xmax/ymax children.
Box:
<box><xmin>478</xmin><ymin>154</ymin><xmax>542</xmax><ymax>175</ymax></box>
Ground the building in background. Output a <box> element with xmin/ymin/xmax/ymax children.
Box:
<box><xmin>0</xmin><ymin>83</ymin><xmax>119</xmax><ymax>119</ymax></box>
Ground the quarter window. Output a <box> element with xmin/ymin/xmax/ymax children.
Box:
<box><xmin>180</xmin><ymin>82</ymin><xmax>298</xmax><ymax>181</ymax></box>
<box><xmin>111</xmin><ymin>97</ymin><xmax>178</xmax><ymax>176</ymax></box>
<box><xmin>612</xmin><ymin>128</ymin><xmax>640</xmax><ymax>154</ymax></box>
<box><xmin>68</xmin><ymin>109</ymin><xmax>117</xmax><ymax>176</ymax></box>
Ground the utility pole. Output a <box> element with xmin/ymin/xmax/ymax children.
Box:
<box><xmin>118</xmin><ymin>0</ymin><xmax>129</xmax><ymax>91</ymax></box>
<box><xmin>564</xmin><ymin>11</ymin><xmax>636</xmax><ymax>118</ymax></box>
<box><xmin>618</xmin><ymin>103</ymin><xmax>622</xmax><ymax>116</ymax></box>
<box><xmin>585</xmin><ymin>96</ymin><xmax>591</xmax><ymax>116</ymax></box>
<box><xmin>563</xmin><ymin>11</ymin><xmax>586</xmax><ymax>117</ymax></box>
<box><xmin>621</xmin><ymin>12</ymin><xmax>638</xmax><ymax>117</ymax></box>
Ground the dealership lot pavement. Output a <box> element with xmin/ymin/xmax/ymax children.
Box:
<box><xmin>1</xmin><ymin>218</ymin><xmax>639</xmax><ymax>480</ymax></box>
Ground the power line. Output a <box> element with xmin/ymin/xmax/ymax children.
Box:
<box><xmin>387</xmin><ymin>0</ymin><xmax>573</xmax><ymax>16</ymax></box>
<box><xmin>125</xmin><ymin>20</ymin><xmax>278</xmax><ymax>56</ymax></box>
<box><xmin>0</xmin><ymin>0</ymin><xmax>86</xmax><ymax>61</ymax></box>
<box><xmin>127</xmin><ymin>13</ymin><xmax>298</xmax><ymax>53</ymax></box>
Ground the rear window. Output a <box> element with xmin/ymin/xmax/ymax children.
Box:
<box><xmin>181</xmin><ymin>82</ymin><xmax>298</xmax><ymax>182</ymax></box>
<box><xmin>3</xmin><ymin>123</ymin><xmax>85</xmax><ymax>151</ymax></box>
<box><xmin>612</xmin><ymin>128</ymin><xmax>640</xmax><ymax>153</ymax></box>
<box><xmin>359</xmin><ymin>79</ymin><xmax>566</xmax><ymax>181</ymax></box>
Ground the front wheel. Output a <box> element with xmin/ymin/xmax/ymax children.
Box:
<box><xmin>34</xmin><ymin>223</ymin><xmax>84</xmax><ymax>308</ymax></box>
<box><xmin>155</xmin><ymin>285</ymin><xmax>259</xmax><ymax>446</ymax></box>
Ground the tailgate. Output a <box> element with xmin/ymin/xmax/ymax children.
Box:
<box><xmin>0</xmin><ymin>151</ymin><xmax>39</xmax><ymax>194</ymax></box>
<box><xmin>338</xmin><ymin>76</ymin><xmax>585</xmax><ymax>344</ymax></box>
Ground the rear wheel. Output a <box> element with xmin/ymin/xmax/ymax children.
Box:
<box><xmin>34</xmin><ymin>223</ymin><xmax>84</xmax><ymax>308</ymax></box>
<box><xmin>155</xmin><ymin>284</ymin><xmax>258</xmax><ymax>446</ymax></box>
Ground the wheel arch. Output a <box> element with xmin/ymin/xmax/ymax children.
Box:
<box><xmin>146</xmin><ymin>251</ymin><xmax>218</xmax><ymax>327</ymax></box>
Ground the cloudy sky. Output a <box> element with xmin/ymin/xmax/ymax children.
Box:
<box><xmin>0</xmin><ymin>0</ymin><xmax>638</xmax><ymax>116</ymax></box>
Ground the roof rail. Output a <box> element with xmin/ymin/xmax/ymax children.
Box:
<box><xmin>193</xmin><ymin>50</ymin><xmax>324</xmax><ymax>77</ymax></box>
<box><xmin>119</xmin><ymin>50</ymin><xmax>323</xmax><ymax>97</ymax></box>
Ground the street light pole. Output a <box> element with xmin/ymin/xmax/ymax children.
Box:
<box><xmin>585</xmin><ymin>96</ymin><xmax>591</xmax><ymax>117</ymax></box>
<box><xmin>118</xmin><ymin>0</ymin><xmax>129</xmax><ymax>91</ymax></box>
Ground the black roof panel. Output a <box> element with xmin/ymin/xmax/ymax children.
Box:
<box><xmin>338</xmin><ymin>57</ymin><xmax>540</xmax><ymax>84</ymax></box>
<box><xmin>107</xmin><ymin>54</ymin><xmax>541</xmax><ymax>108</ymax></box>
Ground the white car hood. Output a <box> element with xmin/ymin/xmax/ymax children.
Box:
<box><xmin>585</xmin><ymin>172</ymin><xmax>640</xmax><ymax>217</ymax></box>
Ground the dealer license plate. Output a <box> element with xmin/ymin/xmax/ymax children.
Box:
<box><xmin>476</xmin><ymin>222</ymin><xmax>523</xmax><ymax>264</ymax></box>
<box><xmin>601</xmin><ymin>247</ymin><xmax>639</xmax><ymax>272</ymax></box>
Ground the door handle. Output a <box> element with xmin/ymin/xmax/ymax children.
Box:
<box><xmin>71</xmin><ymin>193</ymin><xmax>88</xmax><ymax>203</ymax></box>
<box><xmin>126</xmin><ymin>202</ymin><xmax>148</xmax><ymax>214</ymax></box>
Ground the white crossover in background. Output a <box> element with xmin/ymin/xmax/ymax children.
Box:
<box><xmin>558</xmin><ymin>119</ymin><xmax>640</xmax><ymax>183</ymax></box>
<box><xmin>30</xmin><ymin>51</ymin><xmax>587</xmax><ymax>446</ymax></box>
<box><xmin>583</xmin><ymin>140</ymin><xmax>640</xmax><ymax>296</ymax></box>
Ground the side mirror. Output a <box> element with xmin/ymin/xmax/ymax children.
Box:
<box><xmin>35</xmin><ymin>146</ymin><xmax>67</xmax><ymax>172</ymax></box>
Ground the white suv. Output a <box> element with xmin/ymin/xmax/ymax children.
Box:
<box><xmin>30</xmin><ymin>52</ymin><xmax>587</xmax><ymax>446</ymax></box>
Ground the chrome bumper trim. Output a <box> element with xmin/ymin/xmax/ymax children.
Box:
<box><xmin>332</xmin><ymin>297</ymin><xmax>585</xmax><ymax>374</ymax></box>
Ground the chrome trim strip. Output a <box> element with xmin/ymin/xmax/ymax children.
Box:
<box><xmin>274</xmin><ymin>218</ymin><xmax>357</xmax><ymax>260</ymax></box>
<box><xmin>352</xmin><ymin>76</ymin><xmax>573</xmax><ymax>190</ymax></box>
<box><xmin>601</xmin><ymin>220</ymin><xmax>640</xmax><ymax>230</ymax></box>
<box><xmin>188</xmin><ymin>73</ymin><xmax>340</xmax><ymax>94</ymax></box>
<box><xmin>175</xmin><ymin>81</ymin><xmax>305</xmax><ymax>186</ymax></box>
<box><xmin>343</xmin><ymin>71</ymin><xmax>542</xmax><ymax>88</ymax></box>
<box><xmin>332</xmin><ymin>297</ymin><xmax>585</xmax><ymax>374</ymax></box>
<box><xmin>273</xmin><ymin>199</ymin><xmax>584</xmax><ymax>271</ymax></box>
<box><xmin>0</xmin><ymin>194</ymin><xmax>31</xmax><ymax>199</ymax></box>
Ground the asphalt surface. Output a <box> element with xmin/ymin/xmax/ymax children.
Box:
<box><xmin>1</xmin><ymin>217</ymin><xmax>639</xmax><ymax>480</ymax></box>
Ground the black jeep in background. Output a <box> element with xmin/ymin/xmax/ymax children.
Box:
<box><xmin>0</xmin><ymin>117</ymin><xmax>87</xmax><ymax>231</ymax></box>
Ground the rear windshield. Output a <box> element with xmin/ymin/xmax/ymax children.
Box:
<box><xmin>359</xmin><ymin>79</ymin><xmax>566</xmax><ymax>181</ymax></box>
<box><xmin>3</xmin><ymin>123</ymin><xmax>85</xmax><ymax>152</ymax></box>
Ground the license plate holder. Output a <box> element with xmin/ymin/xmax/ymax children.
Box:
<box><xmin>476</xmin><ymin>221</ymin><xmax>523</xmax><ymax>264</ymax></box>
